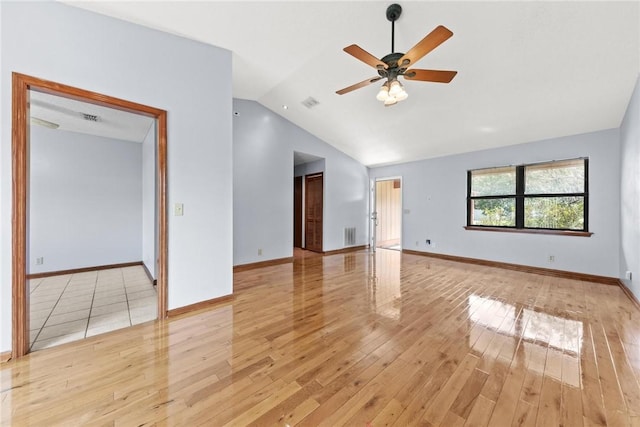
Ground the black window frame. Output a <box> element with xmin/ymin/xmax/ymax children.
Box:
<box><xmin>466</xmin><ymin>158</ymin><xmax>589</xmax><ymax>233</ymax></box>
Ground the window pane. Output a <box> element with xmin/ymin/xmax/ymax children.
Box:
<box><xmin>471</xmin><ymin>198</ymin><xmax>516</xmax><ymax>226</ymax></box>
<box><xmin>524</xmin><ymin>197</ymin><xmax>584</xmax><ymax>230</ymax></box>
<box><xmin>525</xmin><ymin>159</ymin><xmax>584</xmax><ymax>194</ymax></box>
<box><xmin>471</xmin><ymin>167</ymin><xmax>516</xmax><ymax>196</ymax></box>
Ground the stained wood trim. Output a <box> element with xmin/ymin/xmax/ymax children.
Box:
<box><xmin>12</xmin><ymin>73</ymin><xmax>29</xmax><ymax>358</ymax></box>
<box><xmin>26</xmin><ymin>261</ymin><xmax>143</xmax><ymax>279</ymax></box>
<box><xmin>618</xmin><ymin>280</ymin><xmax>640</xmax><ymax>311</ymax></box>
<box><xmin>0</xmin><ymin>351</ymin><xmax>11</xmax><ymax>364</ymax></box>
<box><xmin>402</xmin><ymin>249</ymin><xmax>619</xmax><ymax>286</ymax></box>
<box><xmin>167</xmin><ymin>295</ymin><xmax>233</xmax><ymax>317</ymax></box>
<box><xmin>233</xmin><ymin>257</ymin><xmax>294</xmax><ymax>272</ymax></box>
<box><xmin>323</xmin><ymin>245</ymin><xmax>369</xmax><ymax>255</ymax></box>
<box><xmin>24</xmin><ymin>75</ymin><xmax>164</xmax><ymax>117</ymax></box>
<box><xmin>11</xmin><ymin>73</ymin><xmax>168</xmax><ymax>358</ymax></box>
<box><xmin>157</xmin><ymin>111</ymin><xmax>168</xmax><ymax>319</ymax></box>
<box><xmin>464</xmin><ymin>226</ymin><xmax>593</xmax><ymax>237</ymax></box>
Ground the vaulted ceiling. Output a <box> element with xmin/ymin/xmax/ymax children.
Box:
<box><xmin>65</xmin><ymin>1</ymin><xmax>640</xmax><ymax>167</ymax></box>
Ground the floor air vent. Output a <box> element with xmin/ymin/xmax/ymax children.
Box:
<box><xmin>344</xmin><ymin>227</ymin><xmax>356</xmax><ymax>246</ymax></box>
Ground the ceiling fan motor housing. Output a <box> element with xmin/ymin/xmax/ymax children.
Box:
<box><xmin>378</xmin><ymin>52</ymin><xmax>406</xmax><ymax>79</ymax></box>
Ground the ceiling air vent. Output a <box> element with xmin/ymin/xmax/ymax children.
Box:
<box><xmin>301</xmin><ymin>97</ymin><xmax>320</xmax><ymax>109</ymax></box>
<box><xmin>82</xmin><ymin>113</ymin><xmax>100</xmax><ymax>122</ymax></box>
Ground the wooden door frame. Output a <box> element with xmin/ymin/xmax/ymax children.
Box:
<box><xmin>11</xmin><ymin>73</ymin><xmax>168</xmax><ymax>358</ymax></box>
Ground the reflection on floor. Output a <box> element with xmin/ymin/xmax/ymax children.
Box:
<box><xmin>366</xmin><ymin>248</ymin><xmax>402</xmax><ymax>318</ymax></box>
<box><xmin>29</xmin><ymin>265</ymin><xmax>157</xmax><ymax>351</ymax></box>
<box><xmin>378</xmin><ymin>244</ymin><xmax>401</xmax><ymax>250</ymax></box>
<box><xmin>468</xmin><ymin>294</ymin><xmax>584</xmax><ymax>387</ymax></box>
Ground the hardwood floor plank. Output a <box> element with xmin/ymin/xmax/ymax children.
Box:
<box><xmin>563</xmin><ymin>384</ymin><xmax>586</xmax><ymax>427</ymax></box>
<box><xmin>247</xmin><ymin>379</ymin><xmax>323</xmax><ymax>426</ymax></box>
<box><xmin>422</xmin><ymin>353</ymin><xmax>480</xmax><ymax>425</ymax></box>
<box><xmin>535</xmin><ymin>377</ymin><xmax>562</xmax><ymax>427</ymax></box>
<box><xmin>463</xmin><ymin>394</ymin><xmax>495</xmax><ymax>427</ymax></box>
<box><xmin>2</xmin><ymin>249</ymin><xmax>639</xmax><ymax>426</ymax></box>
<box><xmin>487</xmin><ymin>342</ymin><xmax>529</xmax><ymax>426</ymax></box>
<box><xmin>450</xmin><ymin>368</ymin><xmax>489</xmax><ymax>419</ymax></box>
<box><xmin>582</xmin><ymin>324</ymin><xmax>609</xmax><ymax>426</ymax></box>
<box><xmin>371</xmin><ymin>398</ymin><xmax>404</xmax><ymax>426</ymax></box>
<box><xmin>512</xmin><ymin>400</ymin><xmax>538</xmax><ymax>427</ymax></box>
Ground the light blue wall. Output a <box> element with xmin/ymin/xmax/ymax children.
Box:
<box><xmin>29</xmin><ymin>126</ymin><xmax>143</xmax><ymax>274</ymax></box>
<box><xmin>294</xmin><ymin>159</ymin><xmax>325</xmax><ymax>178</ymax></box>
<box><xmin>1</xmin><ymin>2</ymin><xmax>233</xmax><ymax>352</ymax></box>
<box><xmin>370</xmin><ymin>129</ymin><xmax>621</xmax><ymax>277</ymax></box>
<box><xmin>620</xmin><ymin>74</ymin><xmax>640</xmax><ymax>298</ymax></box>
<box><xmin>233</xmin><ymin>99</ymin><xmax>369</xmax><ymax>265</ymax></box>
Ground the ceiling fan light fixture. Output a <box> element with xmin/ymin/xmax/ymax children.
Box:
<box><xmin>376</xmin><ymin>82</ymin><xmax>390</xmax><ymax>101</ymax></box>
<box><xmin>388</xmin><ymin>80</ymin><xmax>404</xmax><ymax>97</ymax></box>
<box><xmin>383</xmin><ymin>96</ymin><xmax>398</xmax><ymax>107</ymax></box>
<box><xmin>395</xmin><ymin>89</ymin><xmax>408</xmax><ymax>101</ymax></box>
<box><xmin>378</xmin><ymin>79</ymin><xmax>407</xmax><ymax>105</ymax></box>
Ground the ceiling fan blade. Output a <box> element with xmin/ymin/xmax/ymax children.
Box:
<box><xmin>398</xmin><ymin>25</ymin><xmax>453</xmax><ymax>68</ymax></box>
<box><xmin>403</xmin><ymin>69</ymin><xmax>457</xmax><ymax>83</ymax></box>
<box><xmin>343</xmin><ymin>44</ymin><xmax>388</xmax><ymax>70</ymax></box>
<box><xmin>336</xmin><ymin>76</ymin><xmax>383</xmax><ymax>95</ymax></box>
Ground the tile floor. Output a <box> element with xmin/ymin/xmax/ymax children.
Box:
<box><xmin>29</xmin><ymin>265</ymin><xmax>157</xmax><ymax>351</ymax></box>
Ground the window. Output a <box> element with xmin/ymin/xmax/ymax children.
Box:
<box><xmin>467</xmin><ymin>158</ymin><xmax>588</xmax><ymax>233</ymax></box>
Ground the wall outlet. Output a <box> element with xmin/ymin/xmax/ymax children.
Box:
<box><xmin>36</xmin><ymin>257</ymin><xmax>44</xmax><ymax>265</ymax></box>
<box><xmin>548</xmin><ymin>255</ymin><xmax>555</xmax><ymax>262</ymax></box>
<box><xmin>625</xmin><ymin>271</ymin><xmax>633</xmax><ymax>280</ymax></box>
<box><xmin>258</xmin><ymin>248</ymin><xmax>263</xmax><ymax>256</ymax></box>
<box><xmin>174</xmin><ymin>203</ymin><xmax>184</xmax><ymax>216</ymax></box>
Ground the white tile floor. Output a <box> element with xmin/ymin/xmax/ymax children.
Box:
<box><xmin>29</xmin><ymin>265</ymin><xmax>157</xmax><ymax>351</ymax></box>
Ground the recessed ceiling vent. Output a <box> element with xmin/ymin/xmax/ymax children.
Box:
<box><xmin>301</xmin><ymin>97</ymin><xmax>320</xmax><ymax>109</ymax></box>
<box><xmin>82</xmin><ymin>113</ymin><xmax>100</xmax><ymax>122</ymax></box>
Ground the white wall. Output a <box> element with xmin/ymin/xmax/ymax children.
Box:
<box><xmin>620</xmin><ymin>74</ymin><xmax>640</xmax><ymax>298</ymax></box>
<box><xmin>233</xmin><ymin>99</ymin><xmax>369</xmax><ymax>265</ymax></box>
<box><xmin>370</xmin><ymin>129</ymin><xmax>621</xmax><ymax>277</ymax></box>
<box><xmin>1</xmin><ymin>2</ymin><xmax>233</xmax><ymax>352</ymax></box>
<box><xmin>29</xmin><ymin>126</ymin><xmax>142</xmax><ymax>274</ymax></box>
<box><xmin>141</xmin><ymin>123</ymin><xmax>156</xmax><ymax>279</ymax></box>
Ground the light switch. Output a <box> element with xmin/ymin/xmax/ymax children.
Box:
<box><xmin>174</xmin><ymin>203</ymin><xmax>184</xmax><ymax>216</ymax></box>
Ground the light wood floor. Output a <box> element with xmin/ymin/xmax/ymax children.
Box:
<box><xmin>2</xmin><ymin>249</ymin><xmax>640</xmax><ymax>425</ymax></box>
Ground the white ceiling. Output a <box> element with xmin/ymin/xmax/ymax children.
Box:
<box><xmin>65</xmin><ymin>1</ymin><xmax>640</xmax><ymax>166</ymax></box>
<box><xmin>30</xmin><ymin>91</ymin><xmax>154</xmax><ymax>143</ymax></box>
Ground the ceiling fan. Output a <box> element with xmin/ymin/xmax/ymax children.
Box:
<box><xmin>336</xmin><ymin>3</ymin><xmax>457</xmax><ymax>106</ymax></box>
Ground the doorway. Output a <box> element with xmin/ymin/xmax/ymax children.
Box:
<box><xmin>374</xmin><ymin>178</ymin><xmax>402</xmax><ymax>250</ymax></box>
<box><xmin>305</xmin><ymin>173</ymin><xmax>324</xmax><ymax>252</ymax></box>
<box><xmin>11</xmin><ymin>73</ymin><xmax>168</xmax><ymax>358</ymax></box>
<box><xmin>293</xmin><ymin>152</ymin><xmax>324</xmax><ymax>254</ymax></box>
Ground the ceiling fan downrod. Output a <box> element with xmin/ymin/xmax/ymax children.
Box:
<box><xmin>386</xmin><ymin>4</ymin><xmax>402</xmax><ymax>53</ymax></box>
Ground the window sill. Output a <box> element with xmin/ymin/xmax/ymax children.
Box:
<box><xmin>464</xmin><ymin>226</ymin><xmax>593</xmax><ymax>237</ymax></box>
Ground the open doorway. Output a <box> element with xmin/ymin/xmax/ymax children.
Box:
<box><xmin>293</xmin><ymin>152</ymin><xmax>325</xmax><ymax>254</ymax></box>
<box><xmin>12</xmin><ymin>73</ymin><xmax>168</xmax><ymax>358</ymax></box>
<box><xmin>374</xmin><ymin>178</ymin><xmax>402</xmax><ymax>250</ymax></box>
